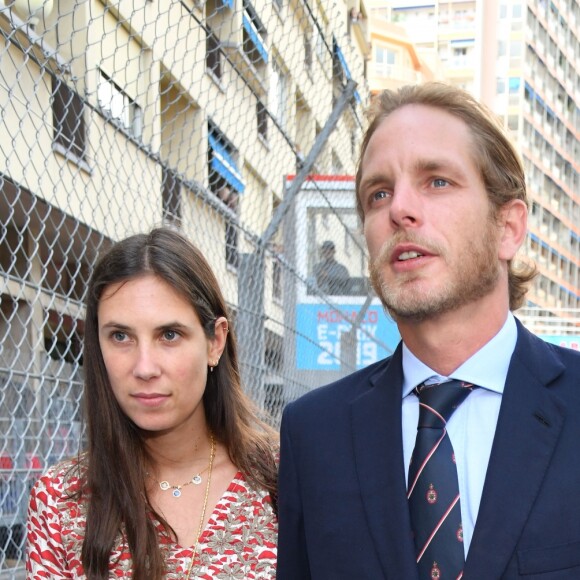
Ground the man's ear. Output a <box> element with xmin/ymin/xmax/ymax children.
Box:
<box><xmin>498</xmin><ymin>199</ymin><xmax>528</xmax><ymax>261</ymax></box>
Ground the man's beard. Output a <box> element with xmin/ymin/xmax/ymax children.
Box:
<box><xmin>369</xmin><ymin>223</ymin><xmax>501</xmax><ymax>323</ymax></box>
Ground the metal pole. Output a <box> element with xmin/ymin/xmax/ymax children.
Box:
<box><xmin>237</xmin><ymin>79</ymin><xmax>358</xmax><ymax>402</ymax></box>
<box><xmin>260</xmin><ymin>78</ymin><xmax>358</xmax><ymax>248</ymax></box>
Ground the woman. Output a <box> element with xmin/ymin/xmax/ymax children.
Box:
<box><xmin>26</xmin><ymin>228</ymin><xmax>278</xmax><ymax>579</ymax></box>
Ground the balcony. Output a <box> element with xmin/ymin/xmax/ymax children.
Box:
<box><xmin>448</xmin><ymin>56</ymin><xmax>475</xmax><ymax>69</ymax></box>
<box><xmin>349</xmin><ymin>8</ymin><xmax>370</xmax><ymax>58</ymax></box>
<box><xmin>373</xmin><ymin>62</ymin><xmax>421</xmax><ymax>84</ymax></box>
<box><xmin>222</xmin><ymin>41</ymin><xmax>267</xmax><ymax>95</ymax></box>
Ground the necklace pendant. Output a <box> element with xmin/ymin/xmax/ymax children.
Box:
<box><xmin>159</xmin><ymin>481</ymin><xmax>170</xmax><ymax>491</ymax></box>
<box><xmin>172</xmin><ymin>488</ymin><xmax>182</xmax><ymax>498</ymax></box>
<box><xmin>192</xmin><ymin>474</ymin><xmax>202</xmax><ymax>485</ymax></box>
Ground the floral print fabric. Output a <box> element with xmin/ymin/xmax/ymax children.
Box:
<box><xmin>26</xmin><ymin>460</ymin><xmax>277</xmax><ymax>579</ymax></box>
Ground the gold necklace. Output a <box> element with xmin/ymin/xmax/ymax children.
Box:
<box><xmin>147</xmin><ymin>461</ymin><xmax>212</xmax><ymax>498</ymax></box>
<box><xmin>184</xmin><ymin>434</ymin><xmax>215</xmax><ymax>580</ymax></box>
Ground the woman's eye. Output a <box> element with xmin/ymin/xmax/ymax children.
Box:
<box><xmin>112</xmin><ymin>331</ymin><xmax>127</xmax><ymax>342</ymax></box>
<box><xmin>163</xmin><ymin>330</ymin><xmax>179</xmax><ymax>341</ymax></box>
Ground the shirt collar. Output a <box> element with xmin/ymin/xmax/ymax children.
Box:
<box><xmin>402</xmin><ymin>312</ymin><xmax>518</xmax><ymax>398</ymax></box>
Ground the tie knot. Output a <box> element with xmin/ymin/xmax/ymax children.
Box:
<box><xmin>414</xmin><ymin>379</ymin><xmax>475</xmax><ymax>428</ymax></box>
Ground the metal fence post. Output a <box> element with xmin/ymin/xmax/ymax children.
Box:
<box><xmin>237</xmin><ymin>250</ymin><xmax>266</xmax><ymax>405</ymax></box>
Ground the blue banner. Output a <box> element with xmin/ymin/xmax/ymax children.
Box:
<box><xmin>540</xmin><ymin>335</ymin><xmax>580</xmax><ymax>351</ymax></box>
<box><xmin>334</xmin><ymin>42</ymin><xmax>361</xmax><ymax>103</ymax></box>
<box><xmin>243</xmin><ymin>14</ymin><xmax>268</xmax><ymax>63</ymax></box>
<box><xmin>209</xmin><ymin>133</ymin><xmax>245</xmax><ymax>193</ymax></box>
<box><xmin>334</xmin><ymin>43</ymin><xmax>351</xmax><ymax>79</ymax></box>
<box><xmin>296</xmin><ymin>303</ymin><xmax>400</xmax><ymax>370</ymax></box>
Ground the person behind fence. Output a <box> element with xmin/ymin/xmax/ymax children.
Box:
<box><xmin>313</xmin><ymin>240</ymin><xmax>350</xmax><ymax>294</ymax></box>
<box><xmin>26</xmin><ymin>228</ymin><xmax>278</xmax><ymax>579</ymax></box>
<box><xmin>277</xmin><ymin>82</ymin><xmax>580</xmax><ymax>579</ymax></box>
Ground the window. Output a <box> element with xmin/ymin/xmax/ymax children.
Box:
<box><xmin>510</xmin><ymin>41</ymin><xmax>522</xmax><ymax>57</ymax></box>
<box><xmin>162</xmin><ymin>167</ymin><xmax>181</xmax><ymax>222</ymax></box>
<box><xmin>242</xmin><ymin>1</ymin><xmax>268</xmax><ymax>67</ymax></box>
<box><xmin>206</xmin><ymin>27</ymin><xmax>222</xmax><ymax>80</ymax></box>
<box><xmin>273</xmin><ymin>256</ymin><xmax>282</xmax><ymax>300</ymax></box>
<box><xmin>208</xmin><ymin>123</ymin><xmax>245</xmax><ymax>268</ymax></box>
<box><xmin>264</xmin><ymin>329</ymin><xmax>284</xmax><ymax>422</ymax></box>
<box><xmin>375</xmin><ymin>46</ymin><xmax>396</xmax><ymax>65</ymax></box>
<box><xmin>44</xmin><ymin>314</ymin><xmax>83</xmax><ymax>366</ymax></box>
<box><xmin>508</xmin><ymin>77</ymin><xmax>520</xmax><ymax>93</ymax></box>
<box><xmin>375</xmin><ymin>46</ymin><xmax>396</xmax><ymax>76</ymax></box>
<box><xmin>304</xmin><ymin>31</ymin><xmax>313</xmax><ymax>71</ymax></box>
<box><xmin>271</xmin><ymin>200</ymin><xmax>282</xmax><ymax>301</ymax></box>
<box><xmin>225</xmin><ymin>200</ymin><xmax>239</xmax><ymax>269</ymax></box>
<box><xmin>257</xmin><ymin>101</ymin><xmax>268</xmax><ymax>141</ymax></box>
<box><xmin>269</xmin><ymin>59</ymin><xmax>287</xmax><ymax>128</ymax></box>
<box><xmin>331</xmin><ymin>151</ymin><xmax>343</xmax><ymax>174</ymax></box>
<box><xmin>508</xmin><ymin>115</ymin><xmax>519</xmax><ymax>130</ymax></box>
<box><xmin>97</xmin><ymin>71</ymin><xmax>143</xmax><ymax>139</ymax></box>
<box><xmin>314</xmin><ymin>25</ymin><xmax>326</xmax><ymax>62</ymax></box>
<box><xmin>52</xmin><ymin>77</ymin><xmax>86</xmax><ymax>159</ymax></box>
<box><xmin>208</xmin><ymin>124</ymin><xmax>244</xmax><ymax>195</ymax></box>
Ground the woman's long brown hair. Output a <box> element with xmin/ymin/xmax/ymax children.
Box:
<box><xmin>78</xmin><ymin>228</ymin><xmax>277</xmax><ymax>579</ymax></box>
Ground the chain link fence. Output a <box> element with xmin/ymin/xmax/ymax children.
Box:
<box><xmin>0</xmin><ymin>0</ymin><xmax>394</xmax><ymax>573</ymax></box>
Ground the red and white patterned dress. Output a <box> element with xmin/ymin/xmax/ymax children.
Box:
<box><xmin>26</xmin><ymin>460</ymin><xmax>278</xmax><ymax>579</ymax></box>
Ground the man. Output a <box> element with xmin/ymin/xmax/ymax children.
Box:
<box><xmin>278</xmin><ymin>83</ymin><xmax>580</xmax><ymax>579</ymax></box>
<box><xmin>313</xmin><ymin>240</ymin><xmax>350</xmax><ymax>295</ymax></box>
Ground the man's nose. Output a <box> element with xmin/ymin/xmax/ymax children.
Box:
<box><xmin>389</xmin><ymin>183</ymin><xmax>422</xmax><ymax>228</ymax></box>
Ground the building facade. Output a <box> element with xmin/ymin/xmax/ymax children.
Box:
<box><xmin>367</xmin><ymin>0</ymin><xmax>580</xmax><ymax>323</ymax></box>
<box><xmin>366</xmin><ymin>11</ymin><xmax>434</xmax><ymax>94</ymax></box>
<box><xmin>0</xmin><ymin>0</ymin><xmax>370</xmax><ymax>572</ymax></box>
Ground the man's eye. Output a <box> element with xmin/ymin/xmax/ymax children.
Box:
<box><xmin>433</xmin><ymin>178</ymin><xmax>449</xmax><ymax>188</ymax></box>
<box><xmin>372</xmin><ymin>190</ymin><xmax>390</xmax><ymax>201</ymax></box>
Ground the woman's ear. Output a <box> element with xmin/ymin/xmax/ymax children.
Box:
<box><xmin>208</xmin><ymin>316</ymin><xmax>228</xmax><ymax>363</ymax></box>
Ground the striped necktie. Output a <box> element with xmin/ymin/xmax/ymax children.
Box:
<box><xmin>408</xmin><ymin>379</ymin><xmax>475</xmax><ymax>579</ymax></box>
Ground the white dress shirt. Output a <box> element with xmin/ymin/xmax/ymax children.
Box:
<box><xmin>401</xmin><ymin>313</ymin><xmax>517</xmax><ymax>558</ymax></box>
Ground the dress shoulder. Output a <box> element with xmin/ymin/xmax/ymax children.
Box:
<box><xmin>27</xmin><ymin>457</ymin><xmax>88</xmax><ymax>579</ymax></box>
<box><xmin>29</xmin><ymin>456</ymin><xmax>87</xmax><ymax>518</ymax></box>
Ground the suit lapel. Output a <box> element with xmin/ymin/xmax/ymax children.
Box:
<box><xmin>464</xmin><ymin>324</ymin><xmax>567</xmax><ymax>578</ymax></box>
<box><xmin>350</xmin><ymin>345</ymin><xmax>419</xmax><ymax>580</ymax></box>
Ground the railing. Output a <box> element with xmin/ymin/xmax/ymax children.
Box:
<box><xmin>373</xmin><ymin>62</ymin><xmax>421</xmax><ymax>84</ymax></box>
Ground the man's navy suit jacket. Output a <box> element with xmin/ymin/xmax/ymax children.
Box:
<box><xmin>277</xmin><ymin>320</ymin><xmax>580</xmax><ymax>579</ymax></box>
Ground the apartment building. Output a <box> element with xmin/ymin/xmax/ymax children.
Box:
<box><xmin>0</xmin><ymin>0</ymin><xmax>369</xmax><ymax>570</ymax></box>
<box><xmin>367</xmin><ymin>0</ymin><xmax>580</xmax><ymax>319</ymax></box>
<box><xmin>366</xmin><ymin>12</ymin><xmax>434</xmax><ymax>94</ymax></box>
<box><xmin>515</xmin><ymin>2</ymin><xmax>579</xmax><ymax>316</ymax></box>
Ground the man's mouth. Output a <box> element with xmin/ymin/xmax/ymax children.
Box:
<box><xmin>397</xmin><ymin>251</ymin><xmax>424</xmax><ymax>261</ymax></box>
